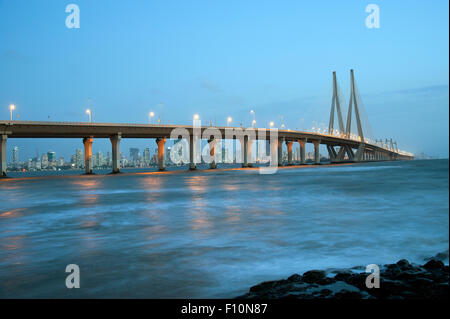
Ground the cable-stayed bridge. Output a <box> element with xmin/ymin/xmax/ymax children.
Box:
<box><xmin>0</xmin><ymin>70</ymin><xmax>414</xmax><ymax>176</ymax></box>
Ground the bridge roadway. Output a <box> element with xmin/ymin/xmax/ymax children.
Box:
<box><xmin>0</xmin><ymin>120</ymin><xmax>414</xmax><ymax>176</ymax></box>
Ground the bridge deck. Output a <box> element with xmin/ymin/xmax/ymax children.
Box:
<box><xmin>0</xmin><ymin>120</ymin><xmax>412</xmax><ymax>158</ymax></box>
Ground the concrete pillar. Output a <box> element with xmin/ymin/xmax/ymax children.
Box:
<box><xmin>242</xmin><ymin>136</ymin><xmax>248</xmax><ymax>168</ymax></box>
<box><xmin>156</xmin><ymin>137</ymin><xmax>166</xmax><ymax>171</ymax></box>
<box><xmin>247</xmin><ymin>138</ymin><xmax>253</xmax><ymax>168</ymax></box>
<box><xmin>209</xmin><ymin>138</ymin><xmax>217</xmax><ymax>169</ymax></box>
<box><xmin>110</xmin><ymin>133</ymin><xmax>121</xmax><ymax>173</ymax></box>
<box><xmin>277</xmin><ymin>138</ymin><xmax>283</xmax><ymax>166</ymax></box>
<box><xmin>83</xmin><ymin>137</ymin><xmax>93</xmax><ymax>174</ymax></box>
<box><xmin>0</xmin><ymin>135</ymin><xmax>7</xmax><ymax>177</ymax></box>
<box><xmin>286</xmin><ymin>141</ymin><xmax>293</xmax><ymax>165</ymax></box>
<box><xmin>298</xmin><ymin>139</ymin><xmax>306</xmax><ymax>164</ymax></box>
<box><xmin>189</xmin><ymin>136</ymin><xmax>196</xmax><ymax>170</ymax></box>
<box><xmin>313</xmin><ymin>140</ymin><xmax>321</xmax><ymax>164</ymax></box>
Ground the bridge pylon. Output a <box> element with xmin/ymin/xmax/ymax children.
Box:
<box><xmin>328</xmin><ymin>71</ymin><xmax>345</xmax><ymax>136</ymax></box>
<box><xmin>328</xmin><ymin>69</ymin><xmax>366</xmax><ymax>162</ymax></box>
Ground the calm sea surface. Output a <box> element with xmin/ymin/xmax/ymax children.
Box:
<box><xmin>0</xmin><ymin>160</ymin><xmax>448</xmax><ymax>298</ymax></box>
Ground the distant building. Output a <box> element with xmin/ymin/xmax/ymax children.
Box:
<box><xmin>106</xmin><ymin>151</ymin><xmax>111</xmax><ymax>166</ymax></box>
<box><xmin>41</xmin><ymin>153</ymin><xmax>48</xmax><ymax>169</ymax></box>
<box><xmin>12</xmin><ymin>146</ymin><xmax>19</xmax><ymax>164</ymax></box>
<box><xmin>143</xmin><ymin>148</ymin><xmax>150</xmax><ymax>165</ymax></box>
<box><xmin>75</xmin><ymin>149</ymin><xmax>83</xmax><ymax>168</ymax></box>
<box><xmin>130</xmin><ymin>148</ymin><xmax>140</xmax><ymax>164</ymax></box>
<box><xmin>94</xmin><ymin>151</ymin><xmax>103</xmax><ymax>167</ymax></box>
<box><xmin>47</xmin><ymin>151</ymin><xmax>56</xmax><ymax>167</ymax></box>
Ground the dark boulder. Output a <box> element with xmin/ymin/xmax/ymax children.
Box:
<box><xmin>423</xmin><ymin>259</ymin><xmax>445</xmax><ymax>270</ymax></box>
<box><xmin>302</xmin><ymin>270</ymin><xmax>326</xmax><ymax>283</ymax></box>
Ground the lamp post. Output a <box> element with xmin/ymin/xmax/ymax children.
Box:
<box><xmin>149</xmin><ymin>111</ymin><xmax>154</xmax><ymax>124</ymax></box>
<box><xmin>86</xmin><ymin>109</ymin><xmax>92</xmax><ymax>123</ymax></box>
<box><xmin>227</xmin><ymin>116</ymin><xmax>232</xmax><ymax>126</ymax></box>
<box><xmin>9</xmin><ymin>104</ymin><xmax>15</xmax><ymax>121</ymax></box>
<box><xmin>250</xmin><ymin>110</ymin><xmax>255</xmax><ymax>128</ymax></box>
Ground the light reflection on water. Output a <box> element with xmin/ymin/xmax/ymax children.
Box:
<box><xmin>0</xmin><ymin>160</ymin><xmax>448</xmax><ymax>298</ymax></box>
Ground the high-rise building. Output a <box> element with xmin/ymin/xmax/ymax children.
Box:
<box><xmin>106</xmin><ymin>151</ymin><xmax>111</xmax><ymax>166</ymax></box>
<box><xmin>130</xmin><ymin>148</ymin><xmax>140</xmax><ymax>164</ymax></box>
<box><xmin>143</xmin><ymin>148</ymin><xmax>150</xmax><ymax>166</ymax></box>
<box><xmin>47</xmin><ymin>151</ymin><xmax>56</xmax><ymax>166</ymax></box>
<box><xmin>41</xmin><ymin>153</ymin><xmax>48</xmax><ymax>169</ymax></box>
<box><xmin>12</xmin><ymin>146</ymin><xmax>19</xmax><ymax>163</ymax></box>
<box><xmin>75</xmin><ymin>149</ymin><xmax>83</xmax><ymax>168</ymax></box>
<box><xmin>94</xmin><ymin>151</ymin><xmax>103</xmax><ymax>167</ymax></box>
<box><xmin>35</xmin><ymin>158</ymin><xmax>41</xmax><ymax>170</ymax></box>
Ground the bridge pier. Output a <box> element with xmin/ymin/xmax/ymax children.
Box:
<box><xmin>327</xmin><ymin>145</ymin><xmax>338</xmax><ymax>163</ymax></box>
<box><xmin>298</xmin><ymin>139</ymin><xmax>306</xmax><ymax>164</ymax></box>
<box><xmin>277</xmin><ymin>137</ymin><xmax>283</xmax><ymax>166</ymax></box>
<box><xmin>242</xmin><ymin>136</ymin><xmax>248</xmax><ymax>168</ymax></box>
<box><xmin>83</xmin><ymin>137</ymin><xmax>94</xmax><ymax>174</ymax></box>
<box><xmin>313</xmin><ymin>140</ymin><xmax>321</xmax><ymax>164</ymax></box>
<box><xmin>1</xmin><ymin>135</ymin><xmax>7</xmax><ymax>177</ymax></box>
<box><xmin>209</xmin><ymin>138</ymin><xmax>217</xmax><ymax>169</ymax></box>
<box><xmin>110</xmin><ymin>133</ymin><xmax>121</xmax><ymax>173</ymax></box>
<box><xmin>247</xmin><ymin>138</ymin><xmax>253</xmax><ymax>167</ymax></box>
<box><xmin>242</xmin><ymin>136</ymin><xmax>254</xmax><ymax>168</ymax></box>
<box><xmin>286</xmin><ymin>141</ymin><xmax>293</xmax><ymax>165</ymax></box>
<box><xmin>189</xmin><ymin>136</ymin><xmax>197</xmax><ymax>170</ymax></box>
<box><xmin>156</xmin><ymin>138</ymin><xmax>166</xmax><ymax>171</ymax></box>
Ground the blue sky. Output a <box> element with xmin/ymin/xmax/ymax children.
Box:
<box><xmin>0</xmin><ymin>0</ymin><xmax>448</xmax><ymax>160</ymax></box>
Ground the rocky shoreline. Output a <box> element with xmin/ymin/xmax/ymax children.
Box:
<box><xmin>237</xmin><ymin>253</ymin><xmax>449</xmax><ymax>299</ymax></box>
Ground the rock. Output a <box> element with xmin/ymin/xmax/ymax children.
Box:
<box><xmin>238</xmin><ymin>254</ymin><xmax>449</xmax><ymax>299</ymax></box>
<box><xmin>425</xmin><ymin>250</ymin><xmax>449</xmax><ymax>262</ymax></box>
<box><xmin>319</xmin><ymin>289</ymin><xmax>332</xmax><ymax>297</ymax></box>
<box><xmin>423</xmin><ymin>259</ymin><xmax>445</xmax><ymax>270</ymax></box>
<box><xmin>396</xmin><ymin>259</ymin><xmax>413</xmax><ymax>271</ymax></box>
<box><xmin>334</xmin><ymin>272</ymin><xmax>352</xmax><ymax>282</ymax></box>
<box><xmin>287</xmin><ymin>274</ymin><xmax>302</xmax><ymax>282</ymax></box>
<box><xmin>302</xmin><ymin>270</ymin><xmax>326</xmax><ymax>283</ymax></box>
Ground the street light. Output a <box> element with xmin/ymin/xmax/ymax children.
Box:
<box><xmin>193</xmin><ymin>114</ymin><xmax>200</xmax><ymax>120</ymax></box>
<box><xmin>227</xmin><ymin>116</ymin><xmax>232</xmax><ymax>126</ymax></box>
<box><xmin>86</xmin><ymin>109</ymin><xmax>92</xmax><ymax>123</ymax></box>
<box><xmin>252</xmin><ymin>119</ymin><xmax>256</xmax><ymax>127</ymax></box>
<box><xmin>250</xmin><ymin>110</ymin><xmax>255</xmax><ymax>127</ymax></box>
<box><xmin>269</xmin><ymin>121</ymin><xmax>274</xmax><ymax>128</ymax></box>
<box><xmin>9</xmin><ymin>104</ymin><xmax>15</xmax><ymax>121</ymax></box>
<box><xmin>149</xmin><ymin>111</ymin><xmax>154</xmax><ymax>124</ymax></box>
